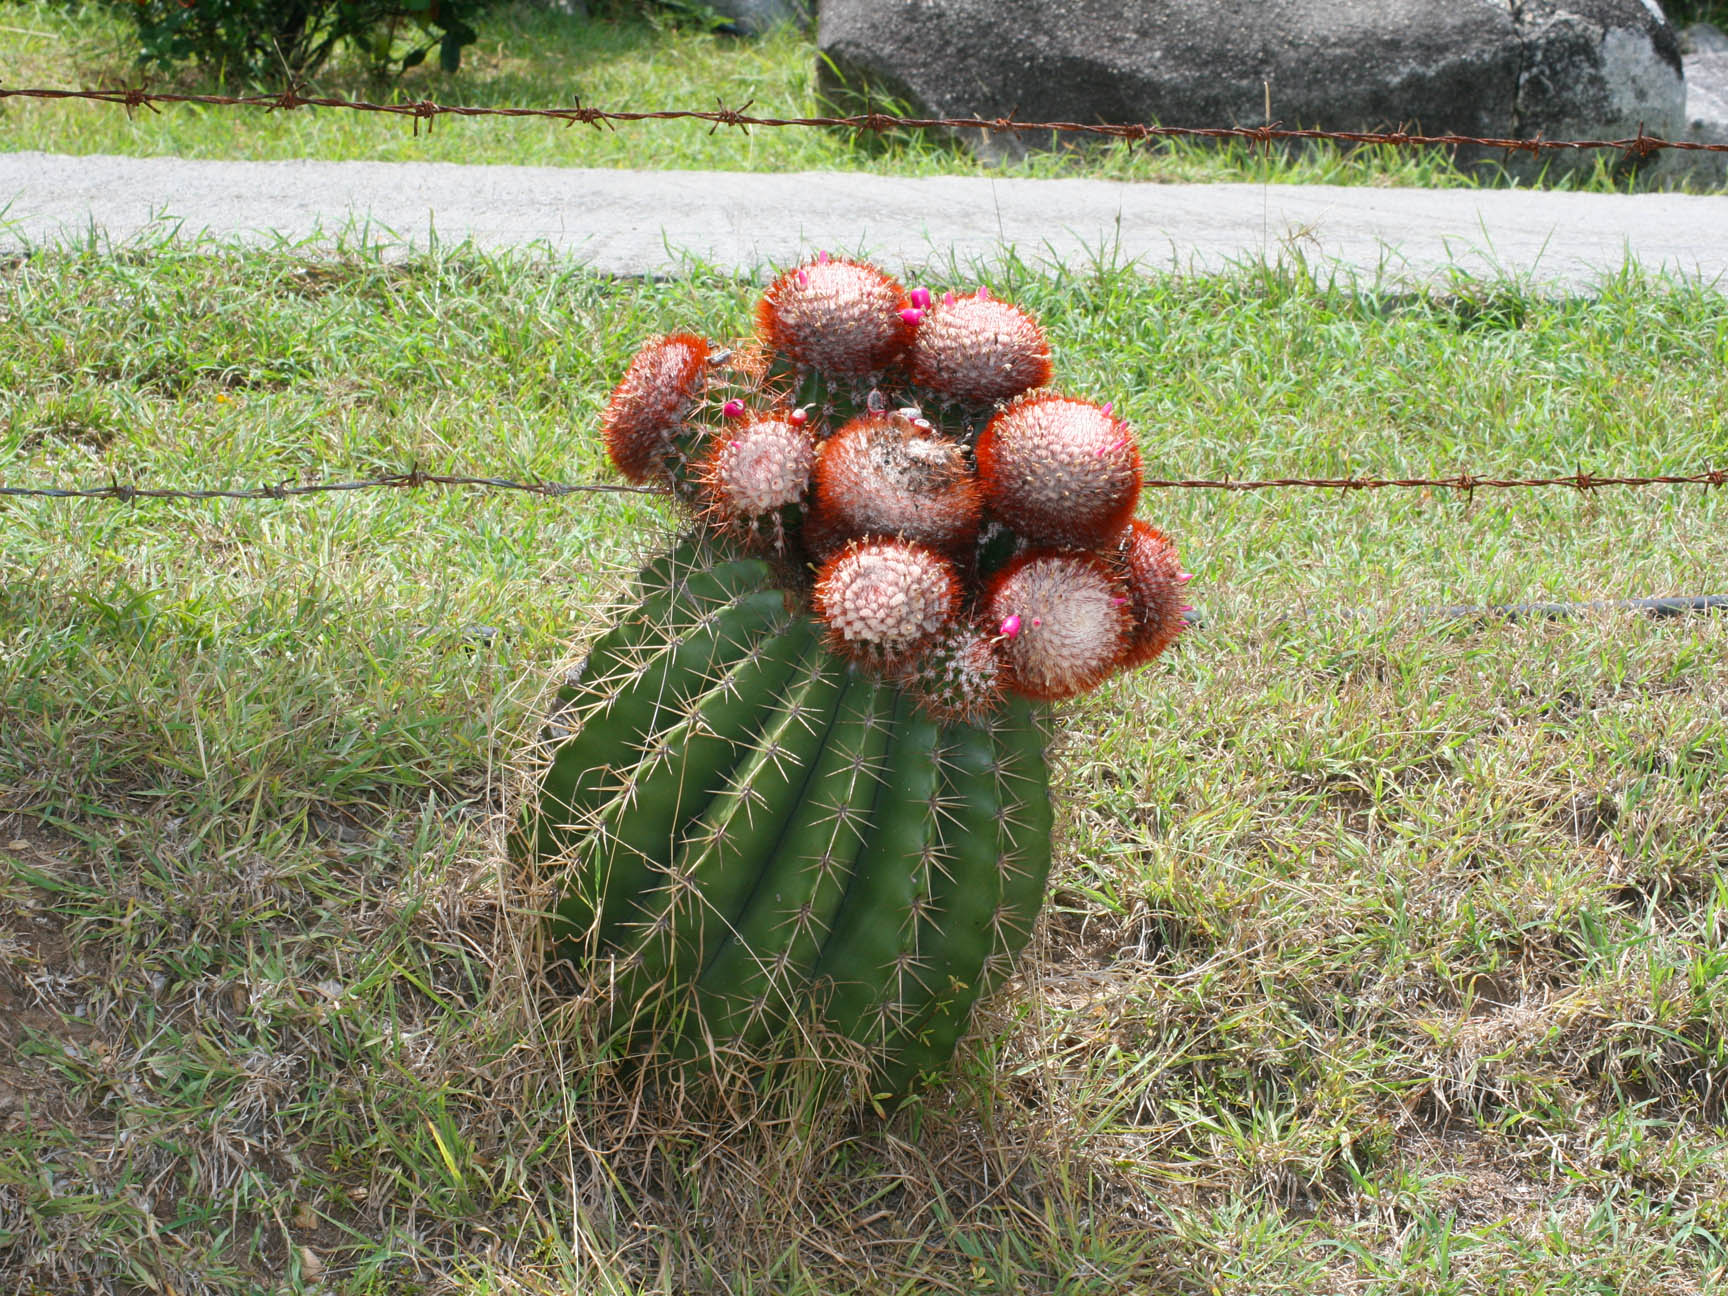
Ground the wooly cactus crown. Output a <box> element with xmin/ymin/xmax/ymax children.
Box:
<box><xmin>600</xmin><ymin>256</ymin><xmax>1192</xmax><ymax>709</ymax></box>
<box><xmin>522</xmin><ymin>255</ymin><xmax>1191</xmax><ymax>1100</ymax></box>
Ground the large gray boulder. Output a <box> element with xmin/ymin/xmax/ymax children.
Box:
<box><xmin>1656</xmin><ymin>47</ymin><xmax>1728</xmax><ymax>185</ymax></box>
<box><xmin>1513</xmin><ymin>1</ymin><xmax>1683</xmax><ymax>143</ymax></box>
<box><xmin>816</xmin><ymin>0</ymin><xmax>1685</xmax><ymax>173</ymax></box>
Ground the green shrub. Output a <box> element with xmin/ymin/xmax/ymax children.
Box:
<box><xmin>113</xmin><ymin>0</ymin><xmax>491</xmax><ymax>84</ymax></box>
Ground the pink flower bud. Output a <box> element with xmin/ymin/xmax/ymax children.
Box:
<box><xmin>899</xmin><ymin>307</ymin><xmax>925</xmax><ymax>326</ymax></box>
<box><xmin>909</xmin><ymin>287</ymin><xmax>932</xmax><ymax>310</ymax></box>
<box><xmin>976</xmin><ymin>285</ymin><xmax>991</xmax><ymax>300</ymax></box>
<box><xmin>816</xmin><ymin>250</ymin><xmax>830</xmax><ymax>265</ymax></box>
<box><xmin>1113</xmin><ymin>596</ymin><xmax>1129</xmax><ymax>606</ymax></box>
<box><xmin>721</xmin><ymin>399</ymin><xmax>746</xmax><ymax>419</ymax></box>
<box><xmin>1101</xmin><ymin>402</ymin><xmax>1113</xmax><ymax>416</ymax></box>
<box><xmin>795</xmin><ymin>269</ymin><xmax>809</xmax><ymax>288</ymax></box>
<box><xmin>942</xmin><ymin>290</ymin><xmax>957</xmax><ymax>306</ymax></box>
<box><xmin>1180</xmin><ymin>605</ymin><xmax>1194</xmax><ymax>614</ymax></box>
<box><xmin>1177</xmin><ymin>570</ymin><xmax>1193</xmax><ymax>582</ymax></box>
<box><xmin>999</xmin><ymin>614</ymin><xmax>1022</xmax><ymax>639</ymax></box>
<box><xmin>788</xmin><ymin>407</ymin><xmax>809</xmax><ymax>426</ymax></box>
<box><xmin>1030</xmin><ymin>616</ymin><xmax>1042</xmax><ymax>628</ymax></box>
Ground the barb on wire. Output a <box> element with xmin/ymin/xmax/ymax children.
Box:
<box><xmin>2</xmin><ymin>84</ymin><xmax>1726</xmax><ymax>155</ymax></box>
<box><xmin>2</xmin><ymin>468</ymin><xmax>1722</xmax><ymax>506</ymax></box>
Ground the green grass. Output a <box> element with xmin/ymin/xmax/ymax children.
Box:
<box><xmin>1675</xmin><ymin>0</ymin><xmax>1728</xmax><ymax>28</ymax></box>
<box><xmin>0</xmin><ymin>0</ymin><xmax>1715</xmax><ymax>191</ymax></box>
<box><xmin>1</xmin><ymin>240</ymin><xmax>1726</xmax><ymax>1293</ymax></box>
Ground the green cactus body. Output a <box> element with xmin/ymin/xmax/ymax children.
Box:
<box><xmin>873</xmin><ymin>717</ymin><xmax>1007</xmax><ymax>1090</ymax></box>
<box><xmin>518</xmin><ymin>541</ymin><xmax>779</xmax><ymax>872</ymax></box>
<box><xmin>524</xmin><ymin>542</ymin><xmax>1056</xmax><ymax>1096</ymax></box>
<box><xmin>528</xmin><ymin>580</ymin><xmax>791</xmax><ymax>959</ymax></box>
<box><xmin>584</xmin><ymin>598</ymin><xmax>811</xmax><ymax>948</ymax></box>
<box><xmin>674</xmin><ymin>672</ymin><xmax>894</xmax><ymax>1058</ymax></box>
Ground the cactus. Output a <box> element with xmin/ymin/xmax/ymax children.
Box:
<box><xmin>516</xmin><ymin>258</ymin><xmax>1191</xmax><ymax>1101</ymax></box>
<box><xmin>906</xmin><ymin>288</ymin><xmax>1052</xmax><ymax>405</ymax></box>
<box><xmin>808</xmin><ymin>411</ymin><xmax>982</xmax><ymax>556</ymax></box>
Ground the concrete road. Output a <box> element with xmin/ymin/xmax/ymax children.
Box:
<box><xmin>3</xmin><ymin>151</ymin><xmax>1725</xmax><ymax>287</ymax></box>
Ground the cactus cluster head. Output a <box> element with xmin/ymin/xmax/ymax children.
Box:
<box><xmin>907</xmin><ymin>289</ymin><xmax>1053</xmax><ymax>405</ymax></box>
<box><xmin>597</xmin><ymin>255</ymin><xmax>1193</xmax><ymax>717</ymax></box>
<box><xmin>1115</xmin><ymin>521</ymin><xmax>1192</xmax><ymax>668</ymax></box>
<box><xmin>698</xmin><ymin>415</ymin><xmax>817</xmax><ymax>548</ymax></box>
<box><xmin>809</xmin><ymin>410</ymin><xmax>981</xmax><ymax>557</ymax></box>
<box><xmin>984</xmin><ymin>552</ymin><xmax>1130</xmax><ymax>701</ymax></box>
<box><xmin>975</xmin><ymin>393</ymin><xmax>1143</xmax><ymax>550</ymax></box>
<box><xmin>813</xmin><ymin>538</ymin><xmax>959</xmax><ymax>668</ymax></box>
<box><xmin>600</xmin><ymin>333</ymin><xmax>710</xmax><ymax>484</ymax></box>
<box><xmin>900</xmin><ymin>622</ymin><xmax>1004</xmax><ymax>726</ymax></box>
<box><xmin>757</xmin><ymin>254</ymin><xmax>914</xmax><ymax>378</ymax></box>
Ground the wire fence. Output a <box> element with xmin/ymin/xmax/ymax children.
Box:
<box><xmin>2</xmin><ymin>467</ymin><xmax>1724</xmax><ymax>505</ymax></box>
<box><xmin>3</xmin><ymin>84</ymin><xmax>1726</xmax><ymax>158</ymax></box>
<box><xmin>4</xmin><ymin>87</ymin><xmax>1724</xmax><ymax>514</ymax></box>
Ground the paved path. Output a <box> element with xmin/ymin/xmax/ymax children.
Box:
<box><xmin>4</xmin><ymin>151</ymin><xmax>1726</xmax><ymax>287</ymax></box>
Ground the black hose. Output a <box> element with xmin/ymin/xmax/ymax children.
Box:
<box><xmin>1418</xmin><ymin>595</ymin><xmax>1728</xmax><ymax>624</ymax></box>
<box><xmin>1193</xmin><ymin>595</ymin><xmax>1728</xmax><ymax>629</ymax></box>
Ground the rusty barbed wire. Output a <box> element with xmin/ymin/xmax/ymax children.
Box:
<box><xmin>2</xmin><ymin>83</ymin><xmax>1726</xmax><ymax>156</ymax></box>
<box><xmin>0</xmin><ymin>470</ymin><xmax>657</xmax><ymax>502</ymax></box>
<box><xmin>1139</xmin><ymin>468</ymin><xmax>1728</xmax><ymax>493</ymax></box>
<box><xmin>2</xmin><ymin>467</ymin><xmax>1723</xmax><ymax>505</ymax></box>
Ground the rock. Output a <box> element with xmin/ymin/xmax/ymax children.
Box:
<box><xmin>817</xmin><ymin>0</ymin><xmax>1684</xmax><ymax>174</ymax></box>
<box><xmin>1679</xmin><ymin>22</ymin><xmax>1728</xmax><ymax>54</ymax></box>
<box><xmin>707</xmin><ymin>0</ymin><xmax>811</xmax><ymax>35</ymax></box>
<box><xmin>820</xmin><ymin>0</ymin><xmax>1521</xmax><ymax>162</ymax></box>
<box><xmin>1511</xmin><ymin>1</ymin><xmax>1684</xmax><ymax>149</ymax></box>
<box><xmin>1655</xmin><ymin>49</ymin><xmax>1728</xmax><ymax>186</ymax></box>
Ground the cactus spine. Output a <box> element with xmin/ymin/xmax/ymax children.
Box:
<box><xmin>518</xmin><ymin>258</ymin><xmax>1189</xmax><ymax>1099</ymax></box>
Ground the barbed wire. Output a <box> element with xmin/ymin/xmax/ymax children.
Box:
<box><xmin>3</xmin><ymin>84</ymin><xmax>1725</xmax><ymax>157</ymax></box>
<box><xmin>0</xmin><ymin>470</ymin><xmax>655</xmax><ymax>502</ymax></box>
<box><xmin>2</xmin><ymin>467</ymin><xmax>1723</xmax><ymax>506</ymax></box>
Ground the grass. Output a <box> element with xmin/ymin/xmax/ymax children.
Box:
<box><xmin>0</xmin><ymin>0</ymin><xmax>1719</xmax><ymax>191</ymax></box>
<box><xmin>1676</xmin><ymin>0</ymin><xmax>1728</xmax><ymax>27</ymax></box>
<box><xmin>1</xmin><ymin>237</ymin><xmax>1726</xmax><ymax>1293</ymax></box>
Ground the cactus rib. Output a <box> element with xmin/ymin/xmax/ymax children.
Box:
<box><xmin>976</xmin><ymin>697</ymin><xmax>1056</xmax><ymax>992</ymax></box>
<box><xmin>811</xmin><ymin>694</ymin><xmax>942</xmax><ymax>1050</ymax></box>
<box><xmin>543</xmin><ymin>587</ymin><xmax>795</xmax><ymax>958</ymax></box>
<box><xmin>517</xmin><ymin>546</ymin><xmax>779</xmax><ymax>872</ymax></box>
<box><xmin>878</xmin><ymin>697</ymin><xmax>1054</xmax><ymax>1093</ymax></box>
<box><xmin>678</xmin><ymin>672</ymin><xmax>894</xmax><ymax>1058</ymax></box>
<box><xmin>871</xmin><ymin>714</ymin><xmax>1005</xmax><ymax>1096</ymax></box>
<box><xmin>602</xmin><ymin>635</ymin><xmax>844</xmax><ymax>1033</ymax></box>
<box><xmin>586</xmin><ymin>600</ymin><xmax>814</xmax><ymax>951</ymax></box>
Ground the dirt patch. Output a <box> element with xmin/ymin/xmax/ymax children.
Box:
<box><xmin>0</xmin><ymin>816</ymin><xmax>104</xmax><ymax>1133</ymax></box>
